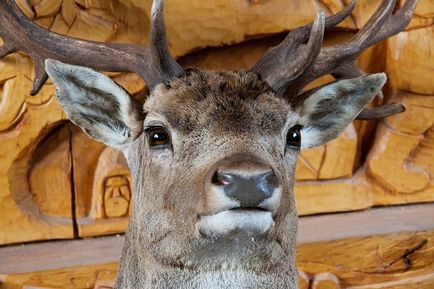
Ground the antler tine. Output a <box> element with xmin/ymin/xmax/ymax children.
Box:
<box><xmin>150</xmin><ymin>0</ymin><xmax>184</xmax><ymax>86</ymax></box>
<box><xmin>32</xmin><ymin>59</ymin><xmax>49</xmax><ymax>95</ymax></box>
<box><xmin>372</xmin><ymin>0</ymin><xmax>418</xmax><ymax>44</ymax></box>
<box><xmin>263</xmin><ymin>12</ymin><xmax>325</xmax><ymax>95</ymax></box>
<box><xmin>350</xmin><ymin>0</ymin><xmax>397</xmax><ymax>50</ymax></box>
<box><xmin>356</xmin><ymin>103</ymin><xmax>405</xmax><ymax>120</ymax></box>
<box><xmin>250</xmin><ymin>1</ymin><xmax>355</xmax><ymax>94</ymax></box>
<box><xmin>291</xmin><ymin>0</ymin><xmax>356</xmax><ymax>41</ymax></box>
<box><xmin>299</xmin><ymin>0</ymin><xmax>417</xmax><ymax>89</ymax></box>
<box><xmin>0</xmin><ymin>0</ymin><xmax>185</xmax><ymax>95</ymax></box>
<box><xmin>280</xmin><ymin>0</ymin><xmax>416</xmax><ymax>120</ymax></box>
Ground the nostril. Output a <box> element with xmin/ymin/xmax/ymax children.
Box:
<box><xmin>211</xmin><ymin>171</ymin><xmax>232</xmax><ymax>186</ymax></box>
<box><xmin>264</xmin><ymin>172</ymin><xmax>279</xmax><ymax>189</ymax></box>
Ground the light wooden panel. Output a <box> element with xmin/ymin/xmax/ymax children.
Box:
<box><xmin>1</xmin><ymin>204</ymin><xmax>433</xmax><ymax>275</ymax></box>
<box><xmin>1</xmin><ymin>203</ymin><xmax>434</xmax><ymax>288</ymax></box>
<box><xmin>0</xmin><ymin>53</ymin><xmax>73</xmax><ymax>244</ymax></box>
<box><xmin>297</xmin><ymin>232</ymin><xmax>434</xmax><ymax>289</ymax></box>
<box><xmin>0</xmin><ymin>0</ymin><xmax>433</xmax><ymax>244</ymax></box>
<box><xmin>70</xmin><ymin>125</ymin><xmax>131</xmax><ymax>237</ymax></box>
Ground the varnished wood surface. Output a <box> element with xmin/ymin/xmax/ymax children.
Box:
<box><xmin>1</xmin><ymin>230</ymin><xmax>433</xmax><ymax>289</ymax></box>
<box><xmin>297</xmin><ymin>203</ymin><xmax>434</xmax><ymax>243</ymax></box>
<box><xmin>1</xmin><ymin>203</ymin><xmax>433</xmax><ymax>275</ymax></box>
<box><xmin>0</xmin><ymin>1</ymin><xmax>432</xmax><ymax>288</ymax></box>
<box><xmin>0</xmin><ymin>0</ymin><xmax>433</xmax><ymax>245</ymax></box>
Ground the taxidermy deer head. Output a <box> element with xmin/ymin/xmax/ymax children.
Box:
<box><xmin>0</xmin><ymin>0</ymin><xmax>416</xmax><ymax>288</ymax></box>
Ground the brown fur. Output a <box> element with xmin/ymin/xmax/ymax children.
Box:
<box><xmin>28</xmin><ymin>0</ymin><xmax>412</xmax><ymax>287</ymax></box>
<box><xmin>118</xmin><ymin>69</ymin><xmax>299</xmax><ymax>289</ymax></box>
<box><xmin>46</xmin><ymin>61</ymin><xmax>385</xmax><ymax>289</ymax></box>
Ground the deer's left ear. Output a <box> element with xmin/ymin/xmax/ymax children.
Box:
<box><xmin>296</xmin><ymin>73</ymin><xmax>387</xmax><ymax>149</ymax></box>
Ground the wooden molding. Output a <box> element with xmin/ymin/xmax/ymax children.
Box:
<box><xmin>1</xmin><ymin>203</ymin><xmax>433</xmax><ymax>275</ymax></box>
<box><xmin>297</xmin><ymin>203</ymin><xmax>434</xmax><ymax>243</ymax></box>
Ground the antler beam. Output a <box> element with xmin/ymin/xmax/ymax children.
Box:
<box><xmin>0</xmin><ymin>0</ymin><xmax>152</xmax><ymax>95</ymax></box>
<box><xmin>150</xmin><ymin>0</ymin><xmax>184</xmax><ymax>84</ymax></box>
<box><xmin>251</xmin><ymin>0</ymin><xmax>417</xmax><ymax>120</ymax></box>
<box><xmin>0</xmin><ymin>0</ymin><xmax>182</xmax><ymax>95</ymax></box>
<box><xmin>250</xmin><ymin>1</ymin><xmax>355</xmax><ymax>95</ymax></box>
<box><xmin>297</xmin><ymin>0</ymin><xmax>418</xmax><ymax>89</ymax></box>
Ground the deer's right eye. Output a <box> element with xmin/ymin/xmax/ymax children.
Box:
<box><xmin>147</xmin><ymin>127</ymin><xmax>171</xmax><ymax>148</ymax></box>
<box><xmin>286</xmin><ymin>125</ymin><xmax>302</xmax><ymax>150</ymax></box>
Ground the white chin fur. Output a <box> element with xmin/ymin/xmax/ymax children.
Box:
<box><xmin>197</xmin><ymin>210</ymin><xmax>274</xmax><ymax>238</ymax></box>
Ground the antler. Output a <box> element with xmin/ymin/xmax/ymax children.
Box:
<box><xmin>150</xmin><ymin>0</ymin><xmax>184</xmax><ymax>84</ymax></box>
<box><xmin>301</xmin><ymin>0</ymin><xmax>418</xmax><ymax>89</ymax></box>
<box><xmin>0</xmin><ymin>0</ymin><xmax>182</xmax><ymax>95</ymax></box>
<box><xmin>250</xmin><ymin>1</ymin><xmax>355</xmax><ymax>95</ymax></box>
<box><xmin>251</xmin><ymin>0</ymin><xmax>418</xmax><ymax>120</ymax></box>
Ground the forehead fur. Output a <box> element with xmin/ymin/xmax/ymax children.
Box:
<box><xmin>145</xmin><ymin>69</ymin><xmax>290</xmax><ymax>134</ymax></box>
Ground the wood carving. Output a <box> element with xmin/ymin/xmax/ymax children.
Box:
<box><xmin>0</xmin><ymin>0</ymin><xmax>431</xmax><ymax>287</ymax></box>
<box><xmin>0</xmin><ymin>0</ymin><xmax>421</xmax><ymax>288</ymax></box>
<box><xmin>68</xmin><ymin>126</ymin><xmax>132</xmax><ymax>237</ymax></box>
<box><xmin>29</xmin><ymin>123</ymin><xmax>72</xmax><ymax>218</ymax></box>
<box><xmin>366</xmin><ymin>23</ymin><xmax>434</xmax><ymax>201</ymax></box>
<box><xmin>103</xmin><ymin>175</ymin><xmax>131</xmax><ymax>218</ymax></box>
<box><xmin>0</xmin><ymin>0</ymin><xmax>147</xmax><ymax>244</ymax></box>
<box><xmin>0</xmin><ymin>51</ymin><xmax>72</xmax><ymax>244</ymax></box>
<box><xmin>0</xmin><ymin>0</ymin><xmax>431</xmax><ymax>247</ymax></box>
<box><xmin>91</xmin><ymin>149</ymin><xmax>131</xmax><ymax>220</ymax></box>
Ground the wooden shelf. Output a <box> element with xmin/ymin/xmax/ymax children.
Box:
<box><xmin>1</xmin><ymin>203</ymin><xmax>433</xmax><ymax>275</ymax></box>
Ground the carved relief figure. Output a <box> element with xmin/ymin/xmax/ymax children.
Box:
<box><xmin>90</xmin><ymin>147</ymin><xmax>133</xmax><ymax>220</ymax></box>
<box><xmin>0</xmin><ymin>0</ymin><xmax>416</xmax><ymax>289</ymax></box>
<box><xmin>103</xmin><ymin>175</ymin><xmax>131</xmax><ymax>218</ymax></box>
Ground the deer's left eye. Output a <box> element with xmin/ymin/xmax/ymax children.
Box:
<box><xmin>147</xmin><ymin>127</ymin><xmax>171</xmax><ymax>148</ymax></box>
<box><xmin>286</xmin><ymin>125</ymin><xmax>302</xmax><ymax>149</ymax></box>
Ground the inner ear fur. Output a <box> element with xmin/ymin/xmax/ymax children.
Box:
<box><xmin>45</xmin><ymin>59</ymin><xmax>143</xmax><ymax>147</ymax></box>
<box><xmin>296</xmin><ymin>73</ymin><xmax>387</xmax><ymax>149</ymax></box>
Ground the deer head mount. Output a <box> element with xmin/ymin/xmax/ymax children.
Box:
<box><xmin>0</xmin><ymin>0</ymin><xmax>417</xmax><ymax>288</ymax></box>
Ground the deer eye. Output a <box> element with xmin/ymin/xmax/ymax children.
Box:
<box><xmin>286</xmin><ymin>125</ymin><xmax>302</xmax><ymax>149</ymax></box>
<box><xmin>147</xmin><ymin>127</ymin><xmax>171</xmax><ymax>148</ymax></box>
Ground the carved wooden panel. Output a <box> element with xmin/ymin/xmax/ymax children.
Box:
<box><xmin>0</xmin><ymin>52</ymin><xmax>72</xmax><ymax>244</ymax></box>
<box><xmin>70</xmin><ymin>125</ymin><xmax>131</xmax><ymax>237</ymax></box>
<box><xmin>29</xmin><ymin>123</ymin><xmax>73</xmax><ymax>218</ymax></box>
<box><xmin>0</xmin><ymin>0</ymin><xmax>433</xmax><ymax>244</ymax></box>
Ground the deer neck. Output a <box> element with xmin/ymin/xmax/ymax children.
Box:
<box><xmin>115</xmin><ymin>231</ymin><xmax>298</xmax><ymax>289</ymax></box>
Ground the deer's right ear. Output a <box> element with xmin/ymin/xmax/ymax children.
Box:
<box><xmin>45</xmin><ymin>59</ymin><xmax>143</xmax><ymax>147</ymax></box>
<box><xmin>296</xmin><ymin>73</ymin><xmax>387</xmax><ymax>149</ymax></box>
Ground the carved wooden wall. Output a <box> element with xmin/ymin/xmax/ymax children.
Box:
<box><xmin>0</xmin><ymin>0</ymin><xmax>433</xmax><ymax>245</ymax></box>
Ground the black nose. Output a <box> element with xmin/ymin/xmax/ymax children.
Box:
<box><xmin>211</xmin><ymin>171</ymin><xmax>279</xmax><ymax>207</ymax></box>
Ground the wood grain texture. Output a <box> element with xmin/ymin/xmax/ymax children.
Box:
<box><xmin>1</xmin><ymin>229</ymin><xmax>434</xmax><ymax>289</ymax></box>
<box><xmin>29</xmin><ymin>124</ymin><xmax>72</xmax><ymax>218</ymax></box>
<box><xmin>386</xmin><ymin>24</ymin><xmax>434</xmax><ymax>95</ymax></box>
<box><xmin>1</xmin><ymin>203</ymin><xmax>433</xmax><ymax>275</ymax></box>
<box><xmin>0</xmin><ymin>53</ymin><xmax>73</xmax><ymax>244</ymax></box>
<box><xmin>0</xmin><ymin>0</ymin><xmax>433</xmax><ymax>244</ymax></box>
<box><xmin>297</xmin><ymin>232</ymin><xmax>434</xmax><ymax>289</ymax></box>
